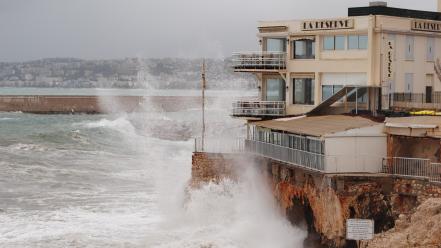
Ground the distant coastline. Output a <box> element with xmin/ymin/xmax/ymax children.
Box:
<box><xmin>0</xmin><ymin>57</ymin><xmax>255</xmax><ymax>90</ymax></box>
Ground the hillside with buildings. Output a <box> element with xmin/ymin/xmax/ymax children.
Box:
<box><xmin>0</xmin><ymin>58</ymin><xmax>255</xmax><ymax>89</ymax></box>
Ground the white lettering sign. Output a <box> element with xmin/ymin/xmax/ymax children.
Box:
<box><xmin>346</xmin><ymin>219</ymin><xmax>374</xmax><ymax>241</ymax></box>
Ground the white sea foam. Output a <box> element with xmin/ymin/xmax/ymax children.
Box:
<box><xmin>8</xmin><ymin>143</ymin><xmax>48</xmax><ymax>152</ymax></box>
<box><xmin>0</xmin><ymin>92</ymin><xmax>306</xmax><ymax>247</ymax></box>
<box><xmin>0</xmin><ymin>117</ymin><xmax>14</xmax><ymax>121</ymax></box>
<box><xmin>146</xmin><ymin>162</ymin><xmax>307</xmax><ymax>248</ymax></box>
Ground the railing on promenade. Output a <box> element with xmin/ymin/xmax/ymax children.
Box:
<box><xmin>244</xmin><ymin>139</ymin><xmax>325</xmax><ymax>172</ymax></box>
<box><xmin>382</xmin><ymin>157</ymin><xmax>441</xmax><ymax>183</ymax></box>
<box><xmin>232</xmin><ymin>101</ymin><xmax>286</xmax><ymax>117</ymax></box>
<box><xmin>232</xmin><ymin>51</ymin><xmax>287</xmax><ymax>71</ymax></box>
<box><xmin>194</xmin><ymin>137</ymin><xmax>245</xmax><ymax>154</ymax></box>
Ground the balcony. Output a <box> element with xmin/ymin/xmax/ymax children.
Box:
<box><xmin>386</xmin><ymin>92</ymin><xmax>441</xmax><ymax>111</ymax></box>
<box><xmin>232</xmin><ymin>52</ymin><xmax>286</xmax><ymax>72</ymax></box>
<box><xmin>232</xmin><ymin>101</ymin><xmax>286</xmax><ymax>118</ymax></box>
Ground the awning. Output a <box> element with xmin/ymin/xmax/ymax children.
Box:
<box><xmin>290</xmin><ymin>36</ymin><xmax>316</xmax><ymax>41</ymax></box>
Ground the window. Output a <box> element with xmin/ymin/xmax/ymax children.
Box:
<box><xmin>266</xmin><ymin>38</ymin><xmax>286</xmax><ymax>52</ymax></box>
<box><xmin>427</xmin><ymin>37</ymin><xmax>435</xmax><ymax>62</ymax></box>
<box><xmin>293</xmin><ymin>78</ymin><xmax>315</xmax><ymax>105</ymax></box>
<box><xmin>348</xmin><ymin>35</ymin><xmax>368</xmax><ymax>50</ymax></box>
<box><xmin>405</xmin><ymin>73</ymin><xmax>414</xmax><ymax>93</ymax></box>
<box><xmin>405</xmin><ymin>36</ymin><xmax>415</xmax><ymax>60</ymax></box>
<box><xmin>359</xmin><ymin>35</ymin><xmax>368</xmax><ymax>49</ymax></box>
<box><xmin>335</xmin><ymin>35</ymin><xmax>345</xmax><ymax>50</ymax></box>
<box><xmin>266</xmin><ymin>78</ymin><xmax>285</xmax><ymax>101</ymax></box>
<box><xmin>347</xmin><ymin>88</ymin><xmax>368</xmax><ymax>103</ymax></box>
<box><xmin>293</xmin><ymin>39</ymin><xmax>315</xmax><ymax>59</ymax></box>
<box><xmin>323</xmin><ymin>35</ymin><xmax>346</xmax><ymax>50</ymax></box>
<box><xmin>322</xmin><ymin>85</ymin><xmax>343</xmax><ymax>101</ymax></box>
<box><xmin>323</xmin><ymin>36</ymin><xmax>334</xmax><ymax>50</ymax></box>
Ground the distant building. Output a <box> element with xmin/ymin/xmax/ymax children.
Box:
<box><xmin>232</xmin><ymin>1</ymin><xmax>441</xmax><ymax>119</ymax></box>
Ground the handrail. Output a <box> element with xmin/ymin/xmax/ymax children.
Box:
<box><xmin>245</xmin><ymin>139</ymin><xmax>326</xmax><ymax>172</ymax></box>
<box><xmin>382</xmin><ymin>157</ymin><xmax>441</xmax><ymax>183</ymax></box>
<box><xmin>232</xmin><ymin>52</ymin><xmax>287</xmax><ymax>70</ymax></box>
<box><xmin>232</xmin><ymin>100</ymin><xmax>286</xmax><ymax>117</ymax></box>
<box><xmin>194</xmin><ymin>137</ymin><xmax>245</xmax><ymax>154</ymax></box>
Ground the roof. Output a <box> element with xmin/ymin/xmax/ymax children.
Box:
<box><xmin>349</xmin><ymin>6</ymin><xmax>441</xmax><ymax>21</ymax></box>
<box><xmin>252</xmin><ymin>115</ymin><xmax>380</xmax><ymax>137</ymax></box>
<box><xmin>385</xmin><ymin>116</ymin><xmax>441</xmax><ymax>127</ymax></box>
<box><xmin>385</xmin><ymin>116</ymin><xmax>441</xmax><ymax>138</ymax></box>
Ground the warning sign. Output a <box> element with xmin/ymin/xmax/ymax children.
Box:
<box><xmin>346</xmin><ymin>219</ymin><xmax>374</xmax><ymax>241</ymax></box>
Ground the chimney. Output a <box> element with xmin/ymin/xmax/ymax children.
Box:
<box><xmin>369</xmin><ymin>1</ymin><xmax>387</xmax><ymax>7</ymax></box>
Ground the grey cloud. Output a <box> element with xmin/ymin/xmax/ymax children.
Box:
<box><xmin>0</xmin><ymin>0</ymin><xmax>436</xmax><ymax>62</ymax></box>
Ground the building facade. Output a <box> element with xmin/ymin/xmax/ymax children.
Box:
<box><xmin>232</xmin><ymin>1</ymin><xmax>441</xmax><ymax>119</ymax></box>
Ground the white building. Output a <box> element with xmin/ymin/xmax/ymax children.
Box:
<box><xmin>232</xmin><ymin>1</ymin><xmax>441</xmax><ymax>119</ymax></box>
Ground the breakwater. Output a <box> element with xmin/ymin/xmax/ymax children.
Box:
<box><xmin>0</xmin><ymin>95</ymin><xmax>219</xmax><ymax>114</ymax></box>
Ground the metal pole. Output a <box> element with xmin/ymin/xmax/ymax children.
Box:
<box><xmin>356</xmin><ymin>87</ymin><xmax>359</xmax><ymax>115</ymax></box>
<box><xmin>201</xmin><ymin>59</ymin><xmax>206</xmax><ymax>152</ymax></box>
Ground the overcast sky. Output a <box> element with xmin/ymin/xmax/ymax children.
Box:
<box><xmin>0</xmin><ymin>0</ymin><xmax>436</xmax><ymax>62</ymax></box>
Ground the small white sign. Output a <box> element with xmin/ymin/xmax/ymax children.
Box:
<box><xmin>346</xmin><ymin>219</ymin><xmax>374</xmax><ymax>241</ymax></box>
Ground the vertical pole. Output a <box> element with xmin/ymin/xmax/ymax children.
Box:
<box><xmin>201</xmin><ymin>59</ymin><xmax>206</xmax><ymax>152</ymax></box>
<box><xmin>356</xmin><ymin>87</ymin><xmax>359</xmax><ymax>115</ymax></box>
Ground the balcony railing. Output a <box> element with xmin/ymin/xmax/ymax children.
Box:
<box><xmin>232</xmin><ymin>52</ymin><xmax>287</xmax><ymax>71</ymax></box>
<box><xmin>194</xmin><ymin>137</ymin><xmax>245</xmax><ymax>154</ymax></box>
<box><xmin>232</xmin><ymin>101</ymin><xmax>286</xmax><ymax>118</ymax></box>
<box><xmin>245</xmin><ymin>139</ymin><xmax>325</xmax><ymax>171</ymax></box>
<box><xmin>387</xmin><ymin>92</ymin><xmax>441</xmax><ymax>110</ymax></box>
<box><xmin>382</xmin><ymin>157</ymin><xmax>441</xmax><ymax>183</ymax></box>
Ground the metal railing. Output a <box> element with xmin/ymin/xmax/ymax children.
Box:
<box><xmin>389</xmin><ymin>92</ymin><xmax>441</xmax><ymax>110</ymax></box>
<box><xmin>232</xmin><ymin>51</ymin><xmax>287</xmax><ymax>71</ymax></box>
<box><xmin>245</xmin><ymin>139</ymin><xmax>325</xmax><ymax>171</ymax></box>
<box><xmin>382</xmin><ymin>157</ymin><xmax>441</xmax><ymax>183</ymax></box>
<box><xmin>232</xmin><ymin>101</ymin><xmax>286</xmax><ymax>117</ymax></box>
<box><xmin>194</xmin><ymin>137</ymin><xmax>245</xmax><ymax>154</ymax></box>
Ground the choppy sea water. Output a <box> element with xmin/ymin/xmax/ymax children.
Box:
<box><xmin>0</xmin><ymin>98</ymin><xmax>306</xmax><ymax>248</ymax></box>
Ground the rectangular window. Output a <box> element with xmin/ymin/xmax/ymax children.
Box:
<box><xmin>348</xmin><ymin>35</ymin><xmax>368</xmax><ymax>50</ymax></box>
<box><xmin>348</xmin><ymin>35</ymin><xmax>359</xmax><ymax>50</ymax></box>
<box><xmin>323</xmin><ymin>35</ymin><xmax>348</xmax><ymax>50</ymax></box>
<box><xmin>358</xmin><ymin>35</ymin><xmax>368</xmax><ymax>49</ymax></box>
<box><xmin>293</xmin><ymin>78</ymin><xmax>315</xmax><ymax>105</ymax></box>
<box><xmin>427</xmin><ymin>37</ymin><xmax>435</xmax><ymax>62</ymax></box>
<box><xmin>323</xmin><ymin>36</ymin><xmax>334</xmax><ymax>50</ymax></box>
<box><xmin>335</xmin><ymin>35</ymin><xmax>346</xmax><ymax>50</ymax></box>
<box><xmin>405</xmin><ymin>73</ymin><xmax>414</xmax><ymax>93</ymax></box>
<box><xmin>322</xmin><ymin>85</ymin><xmax>343</xmax><ymax>101</ymax></box>
<box><xmin>293</xmin><ymin>39</ymin><xmax>315</xmax><ymax>59</ymax></box>
<box><xmin>266</xmin><ymin>78</ymin><xmax>285</xmax><ymax>101</ymax></box>
<box><xmin>347</xmin><ymin>88</ymin><xmax>368</xmax><ymax>103</ymax></box>
<box><xmin>266</xmin><ymin>38</ymin><xmax>286</xmax><ymax>52</ymax></box>
<box><xmin>405</xmin><ymin>36</ymin><xmax>415</xmax><ymax>60</ymax></box>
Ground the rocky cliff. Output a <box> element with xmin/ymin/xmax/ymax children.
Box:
<box><xmin>365</xmin><ymin>198</ymin><xmax>441</xmax><ymax>248</ymax></box>
<box><xmin>191</xmin><ymin>152</ymin><xmax>441</xmax><ymax>248</ymax></box>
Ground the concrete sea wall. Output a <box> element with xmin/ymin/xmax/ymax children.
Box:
<box><xmin>191</xmin><ymin>152</ymin><xmax>441</xmax><ymax>248</ymax></box>
<box><xmin>0</xmin><ymin>95</ymin><xmax>217</xmax><ymax>114</ymax></box>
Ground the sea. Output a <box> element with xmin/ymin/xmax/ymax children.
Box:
<box><xmin>0</xmin><ymin>88</ymin><xmax>306</xmax><ymax>248</ymax></box>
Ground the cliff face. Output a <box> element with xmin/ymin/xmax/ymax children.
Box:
<box><xmin>365</xmin><ymin>198</ymin><xmax>441</xmax><ymax>248</ymax></box>
<box><xmin>191</xmin><ymin>153</ymin><xmax>441</xmax><ymax>248</ymax></box>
